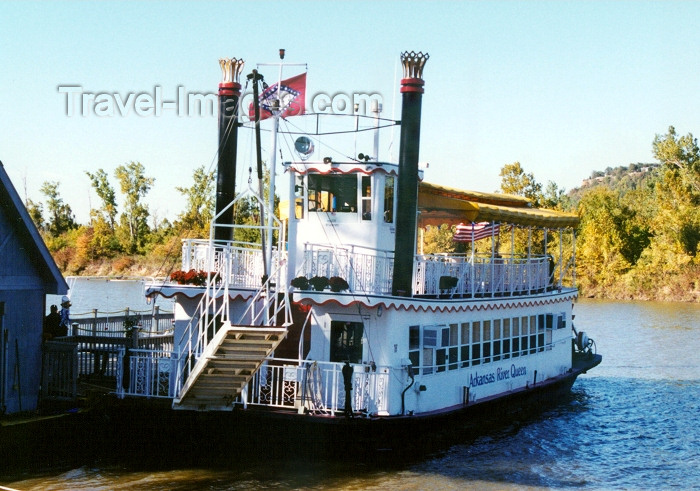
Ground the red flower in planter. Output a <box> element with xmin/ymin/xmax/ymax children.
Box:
<box><xmin>170</xmin><ymin>269</ymin><xmax>208</xmax><ymax>286</ymax></box>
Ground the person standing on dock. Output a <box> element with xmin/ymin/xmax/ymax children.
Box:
<box><xmin>58</xmin><ymin>296</ymin><xmax>71</xmax><ymax>337</ymax></box>
<box><xmin>43</xmin><ymin>304</ymin><xmax>61</xmax><ymax>341</ymax></box>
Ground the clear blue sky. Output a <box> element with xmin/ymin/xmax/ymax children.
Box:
<box><xmin>1</xmin><ymin>1</ymin><xmax>698</xmax><ymax>224</ymax></box>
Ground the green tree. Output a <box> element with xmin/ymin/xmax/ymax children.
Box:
<box><xmin>86</xmin><ymin>169</ymin><xmax>118</xmax><ymax>229</ymax></box>
<box><xmin>651</xmin><ymin>126</ymin><xmax>700</xmax><ymax>256</ymax></box>
<box><xmin>25</xmin><ymin>198</ymin><xmax>44</xmax><ymax>231</ymax></box>
<box><xmin>175</xmin><ymin>165</ymin><xmax>215</xmax><ymax>237</ymax></box>
<box><xmin>40</xmin><ymin>181</ymin><xmax>77</xmax><ymax>236</ymax></box>
<box><xmin>499</xmin><ymin>161</ymin><xmax>543</xmax><ymax>206</ymax></box>
<box><xmin>114</xmin><ymin>161</ymin><xmax>155</xmax><ymax>253</ymax></box>
<box><xmin>576</xmin><ymin>187</ymin><xmax>631</xmax><ymax>293</ymax></box>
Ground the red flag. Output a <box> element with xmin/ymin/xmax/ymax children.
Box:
<box><xmin>249</xmin><ymin>72</ymin><xmax>306</xmax><ymax>121</ymax></box>
<box><xmin>453</xmin><ymin>222</ymin><xmax>500</xmax><ymax>242</ymax></box>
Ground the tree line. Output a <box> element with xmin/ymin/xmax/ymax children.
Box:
<box><xmin>25</xmin><ymin>126</ymin><xmax>699</xmax><ymax>301</ymax></box>
<box><xmin>420</xmin><ymin>126</ymin><xmax>700</xmax><ymax>302</ymax></box>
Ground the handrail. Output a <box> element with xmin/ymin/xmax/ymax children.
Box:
<box><xmin>297</xmin><ymin>307</ymin><xmax>314</xmax><ymax>361</ymax></box>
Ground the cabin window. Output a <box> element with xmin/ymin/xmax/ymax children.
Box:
<box><xmin>502</xmin><ymin>318</ymin><xmax>511</xmax><ymax>360</ymax></box>
<box><xmin>471</xmin><ymin>321</ymin><xmax>481</xmax><ymax>365</ymax></box>
<box><xmin>294</xmin><ymin>174</ymin><xmax>304</xmax><ymax>219</ymax></box>
<box><xmin>433</xmin><ymin>324</ymin><xmax>456</xmax><ymax>373</ymax></box>
<box><xmin>530</xmin><ymin>315</ymin><xmax>538</xmax><ymax>354</ymax></box>
<box><xmin>422</xmin><ymin>327</ymin><xmax>437</xmax><ymax>374</ymax></box>
<box><xmin>482</xmin><ymin>320</ymin><xmax>492</xmax><ymax>363</ymax></box>
<box><xmin>330</xmin><ymin>321</ymin><xmax>363</xmax><ymax>363</ymax></box>
<box><xmin>448</xmin><ymin>323</ymin><xmax>459</xmax><ymax>371</ymax></box>
<box><xmin>408</xmin><ymin>325</ymin><xmax>420</xmax><ymax>369</ymax></box>
<box><xmin>512</xmin><ymin>317</ymin><xmax>520</xmax><ymax>358</ymax></box>
<box><xmin>308</xmin><ymin>174</ymin><xmax>357</xmax><ymax>213</ymax></box>
<box><xmin>361</xmin><ymin>175</ymin><xmax>372</xmax><ymax>220</ymax></box>
<box><xmin>383</xmin><ymin>176</ymin><xmax>395</xmax><ymax>223</ymax></box>
<box><xmin>460</xmin><ymin>322</ymin><xmax>470</xmax><ymax>368</ymax></box>
<box><xmin>492</xmin><ymin>319</ymin><xmax>501</xmax><ymax>362</ymax></box>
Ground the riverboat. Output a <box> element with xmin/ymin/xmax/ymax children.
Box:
<box><xmin>130</xmin><ymin>51</ymin><xmax>600</xmax><ymax>451</ymax></box>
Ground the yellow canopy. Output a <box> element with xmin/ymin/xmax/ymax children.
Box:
<box><xmin>418</xmin><ymin>182</ymin><xmax>579</xmax><ymax>228</ymax></box>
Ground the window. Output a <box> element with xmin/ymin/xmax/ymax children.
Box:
<box><xmin>545</xmin><ymin>314</ymin><xmax>554</xmax><ymax>350</ymax></box>
<box><xmin>383</xmin><ymin>176</ymin><xmax>395</xmax><ymax>223</ymax></box>
<box><xmin>330</xmin><ymin>321</ymin><xmax>364</xmax><ymax>363</ymax></box>
<box><xmin>482</xmin><ymin>320</ymin><xmax>491</xmax><ymax>363</ymax></box>
<box><xmin>408</xmin><ymin>325</ymin><xmax>420</xmax><ymax>369</ymax></box>
<box><xmin>530</xmin><ymin>315</ymin><xmax>537</xmax><ymax>354</ymax></box>
<box><xmin>503</xmin><ymin>318</ymin><xmax>511</xmax><ymax>360</ymax></box>
<box><xmin>308</xmin><ymin>174</ymin><xmax>357</xmax><ymax>213</ymax></box>
<box><xmin>423</xmin><ymin>327</ymin><xmax>437</xmax><ymax>374</ymax></box>
<box><xmin>512</xmin><ymin>317</ymin><xmax>520</xmax><ymax>358</ymax></box>
<box><xmin>361</xmin><ymin>176</ymin><xmax>372</xmax><ymax>220</ymax></box>
<box><xmin>493</xmin><ymin>319</ymin><xmax>501</xmax><ymax>361</ymax></box>
<box><xmin>471</xmin><ymin>321</ymin><xmax>481</xmax><ymax>365</ymax></box>
<box><xmin>460</xmin><ymin>322</ymin><xmax>470</xmax><ymax>367</ymax></box>
<box><xmin>448</xmin><ymin>323</ymin><xmax>459</xmax><ymax>370</ymax></box>
<box><xmin>294</xmin><ymin>174</ymin><xmax>304</xmax><ymax>219</ymax></box>
<box><xmin>521</xmin><ymin>316</ymin><xmax>529</xmax><ymax>355</ymax></box>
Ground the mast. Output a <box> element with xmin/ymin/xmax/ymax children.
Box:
<box><xmin>248</xmin><ymin>69</ymin><xmax>269</xmax><ymax>280</ymax></box>
<box><xmin>391</xmin><ymin>51</ymin><xmax>429</xmax><ymax>297</ymax></box>
<box><xmin>255</xmin><ymin>50</ymin><xmax>306</xmax><ymax>277</ymax></box>
<box><xmin>215</xmin><ymin>57</ymin><xmax>244</xmax><ymax>242</ymax></box>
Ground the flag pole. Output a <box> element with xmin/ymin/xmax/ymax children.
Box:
<box><xmin>264</xmin><ymin>53</ymin><xmax>285</xmax><ymax>279</ymax></box>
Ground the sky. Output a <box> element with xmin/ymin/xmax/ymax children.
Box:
<box><xmin>1</xmin><ymin>1</ymin><xmax>698</xmax><ymax>224</ymax></box>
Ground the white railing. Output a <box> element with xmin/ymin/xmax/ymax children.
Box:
<box><xmin>414</xmin><ymin>253</ymin><xmax>551</xmax><ymax>297</ymax></box>
<box><xmin>301</xmin><ymin>243</ymin><xmax>394</xmax><ymax>294</ymax></box>
<box><xmin>298</xmin><ymin>245</ymin><xmax>554</xmax><ymax>297</ymax></box>
<box><xmin>181</xmin><ymin>239</ymin><xmax>284</xmax><ymax>290</ymax></box>
<box><xmin>239</xmin><ymin>358</ymin><xmax>391</xmax><ymax>416</ymax></box>
<box><xmin>117</xmin><ymin>353</ymin><xmax>391</xmax><ymax>415</ymax></box>
<box><xmin>117</xmin><ymin>348</ymin><xmax>176</xmax><ymax>398</ymax></box>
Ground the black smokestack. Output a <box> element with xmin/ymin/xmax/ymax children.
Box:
<box><xmin>391</xmin><ymin>51</ymin><xmax>429</xmax><ymax>297</ymax></box>
<box><xmin>215</xmin><ymin>57</ymin><xmax>244</xmax><ymax>241</ymax></box>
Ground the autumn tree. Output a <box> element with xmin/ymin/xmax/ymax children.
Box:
<box><xmin>175</xmin><ymin>165</ymin><xmax>215</xmax><ymax>237</ymax></box>
<box><xmin>499</xmin><ymin>161</ymin><xmax>543</xmax><ymax>206</ymax></box>
<box><xmin>651</xmin><ymin>126</ymin><xmax>700</xmax><ymax>256</ymax></box>
<box><xmin>40</xmin><ymin>181</ymin><xmax>77</xmax><ymax>236</ymax></box>
<box><xmin>25</xmin><ymin>198</ymin><xmax>44</xmax><ymax>231</ymax></box>
<box><xmin>86</xmin><ymin>169</ymin><xmax>118</xmax><ymax>229</ymax></box>
<box><xmin>115</xmin><ymin>161</ymin><xmax>154</xmax><ymax>253</ymax></box>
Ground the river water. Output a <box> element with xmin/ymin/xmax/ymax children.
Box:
<box><xmin>5</xmin><ymin>283</ymin><xmax>700</xmax><ymax>490</ymax></box>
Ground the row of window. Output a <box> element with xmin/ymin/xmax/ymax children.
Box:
<box><xmin>408</xmin><ymin>313</ymin><xmax>566</xmax><ymax>375</ymax></box>
<box><xmin>294</xmin><ymin>173</ymin><xmax>395</xmax><ymax>222</ymax></box>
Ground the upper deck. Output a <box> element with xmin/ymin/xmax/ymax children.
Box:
<box><xmin>180</xmin><ymin>239</ymin><xmax>564</xmax><ymax>299</ymax></box>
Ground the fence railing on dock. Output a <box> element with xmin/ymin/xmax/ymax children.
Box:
<box><xmin>41</xmin><ymin>341</ymin><xmax>78</xmax><ymax>400</ymax></box>
<box><xmin>69</xmin><ymin>307</ymin><xmax>174</xmax><ymax>336</ymax></box>
<box><xmin>41</xmin><ymin>311</ymin><xmax>175</xmax><ymax>401</ymax></box>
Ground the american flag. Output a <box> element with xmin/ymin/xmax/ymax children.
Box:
<box><xmin>453</xmin><ymin>222</ymin><xmax>500</xmax><ymax>242</ymax></box>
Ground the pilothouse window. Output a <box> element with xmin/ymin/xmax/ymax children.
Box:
<box><xmin>308</xmin><ymin>174</ymin><xmax>357</xmax><ymax>213</ymax></box>
<box><xmin>383</xmin><ymin>176</ymin><xmax>395</xmax><ymax>223</ymax></box>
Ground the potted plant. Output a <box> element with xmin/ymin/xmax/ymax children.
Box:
<box><xmin>123</xmin><ymin>314</ymin><xmax>140</xmax><ymax>339</ymax></box>
<box><xmin>291</xmin><ymin>276</ymin><xmax>310</xmax><ymax>290</ymax></box>
<box><xmin>329</xmin><ymin>276</ymin><xmax>349</xmax><ymax>292</ymax></box>
<box><xmin>170</xmin><ymin>269</ymin><xmax>208</xmax><ymax>286</ymax></box>
<box><xmin>309</xmin><ymin>275</ymin><xmax>330</xmax><ymax>291</ymax></box>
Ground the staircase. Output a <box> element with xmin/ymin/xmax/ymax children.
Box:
<box><xmin>174</xmin><ymin>323</ymin><xmax>287</xmax><ymax>411</ymax></box>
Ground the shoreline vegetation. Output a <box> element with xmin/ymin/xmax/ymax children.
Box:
<box><xmin>27</xmin><ymin>127</ymin><xmax>699</xmax><ymax>304</ymax></box>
